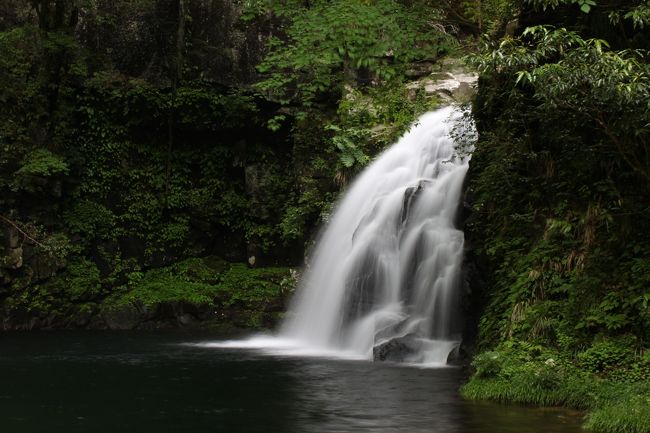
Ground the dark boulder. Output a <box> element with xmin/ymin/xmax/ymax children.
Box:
<box><xmin>373</xmin><ymin>334</ymin><xmax>422</xmax><ymax>362</ymax></box>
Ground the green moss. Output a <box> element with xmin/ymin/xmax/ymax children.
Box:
<box><xmin>109</xmin><ymin>257</ymin><xmax>225</xmax><ymax>307</ymax></box>
<box><xmin>217</xmin><ymin>263</ymin><xmax>292</xmax><ymax>308</ymax></box>
<box><xmin>108</xmin><ymin>258</ymin><xmax>293</xmax><ymax>311</ymax></box>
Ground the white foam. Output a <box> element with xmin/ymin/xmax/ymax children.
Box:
<box><xmin>184</xmin><ymin>336</ymin><xmax>367</xmax><ymax>361</ymax></box>
<box><xmin>278</xmin><ymin>107</ymin><xmax>472</xmax><ymax>366</ymax></box>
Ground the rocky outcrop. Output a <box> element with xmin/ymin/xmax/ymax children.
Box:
<box><xmin>407</xmin><ymin>57</ymin><xmax>478</xmax><ymax>103</ymax></box>
<box><xmin>373</xmin><ymin>334</ymin><xmax>422</xmax><ymax>362</ymax></box>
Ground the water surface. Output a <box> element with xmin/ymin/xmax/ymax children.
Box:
<box><xmin>0</xmin><ymin>331</ymin><xmax>582</xmax><ymax>433</ymax></box>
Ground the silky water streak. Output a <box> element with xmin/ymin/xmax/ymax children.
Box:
<box><xmin>281</xmin><ymin>106</ymin><xmax>473</xmax><ymax>366</ymax></box>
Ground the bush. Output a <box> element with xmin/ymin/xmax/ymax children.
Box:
<box><xmin>463</xmin><ymin>345</ymin><xmax>650</xmax><ymax>433</ymax></box>
<box><xmin>472</xmin><ymin>351</ymin><xmax>503</xmax><ymax>378</ymax></box>
<box><xmin>578</xmin><ymin>339</ymin><xmax>635</xmax><ymax>376</ymax></box>
<box><xmin>529</xmin><ymin>364</ymin><xmax>562</xmax><ymax>391</ymax></box>
<box><xmin>109</xmin><ymin>259</ymin><xmax>293</xmax><ymax>310</ymax></box>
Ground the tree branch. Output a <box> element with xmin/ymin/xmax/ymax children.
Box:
<box><xmin>0</xmin><ymin>215</ymin><xmax>46</xmax><ymax>248</ymax></box>
<box><xmin>594</xmin><ymin>112</ymin><xmax>650</xmax><ymax>184</ymax></box>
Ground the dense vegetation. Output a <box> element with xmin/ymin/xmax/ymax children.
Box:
<box><xmin>462</xmin><ymin>1</ymin><xmax>650</xmax><ymax>432</ymax></box>
<box><xmin>0</xmin><ymin>0</ymin><xmax>454</xmax><ymax>329</ymax></box>
<box><xmin>1</xmin><ymin>1</ymin><xmax>649</xmax><ymax>431</ymax></box>
<box><xmin>0</xmin><ymin>0</ymin><xmax>302</xmax><ymax>329</ymax></box>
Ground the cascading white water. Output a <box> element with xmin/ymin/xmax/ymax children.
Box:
<box><xmin>280</xmin><ymin>106</ymin><xmax>472</xmax><ymax>366</ymax></box>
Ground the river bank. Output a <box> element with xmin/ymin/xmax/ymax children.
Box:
<box><xmin>2</xmin><ymin>257</ymin><xmax>296</xmax><ymax>332</ymax></box>
<box><xmin>461</xmin><ymin>343</ymin><xmax>650</xmax><ymax>433</ymax></box>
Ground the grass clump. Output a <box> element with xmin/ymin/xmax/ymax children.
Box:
<box><xmin>585</xmin><ymin>394</ymin><xmax>650</xmax><ymax>433</ymax></box>
<box><xmin>462</xmin><ymin>340</ymin><xmax>650</xmax><ymax>433</ymax></box>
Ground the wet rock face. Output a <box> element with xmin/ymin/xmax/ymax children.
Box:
<box><xmin>401</xmin><ymin>180</ymin><xmax>430</xmax><ymax>225</ymax></box>
<box><xmin>406</xmin><ymin>57</ymin><xmax>478</xmax><ymax>103</ymax></box>
<box><xmin>373</xmin><ymin>334</ymin><xmax>422</xmax><ymax>362</ymax></box>
<box><xmin>100</xmin><ymin>301</ymin><xmax>209</xmax><ymax>330</ymax></box>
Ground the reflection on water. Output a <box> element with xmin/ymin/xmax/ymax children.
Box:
<box><xmin>0</xmin><ymin>332</ymin><xmax>582</xmax><ymax>433</ymax></box>
<box><xmin>286</xmin><ymin>360</ymin><xmax>464</xmax><ymax>433</ymax></box>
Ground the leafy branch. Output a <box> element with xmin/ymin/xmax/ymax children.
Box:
<box><xmin>0</xmin><ymin>215</ymin><xmax>46</xmax><ymax>248</ymax></box>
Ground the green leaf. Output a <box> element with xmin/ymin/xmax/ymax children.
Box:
<box><xmin>340</xmin><ymin>153</ymin><xmax>356</xmax><ymax>168</ymax></box>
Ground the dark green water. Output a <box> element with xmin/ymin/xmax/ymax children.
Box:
<box><xmin>0</xmin><ymin>331</ymin><xmax>582</xmax><ymax>433</ymax></box>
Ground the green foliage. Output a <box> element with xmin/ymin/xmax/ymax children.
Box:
<box><xmin>621</xmin><ymin>2</ymin><xmax>650</xmax><ymax>29</ymax></box>
<box><xmin>174</xmin><ymin>86</ymin><xmax>257</xmax><ymax>130</ymax></box>
<box><xmin>467</xmin><ymin>23</ymin><xmax>650</xmax><ymax>352</ymax></box>
<box><xmin>11</xmin><ymin>149</ymin><xmax>69</xmax><ymax>192</ymax></box>
<box><xmin>64</xmin><ymin>200</ymin><xmax>116</xmax><ymax>240</ymax></box>
<box><xmin>578</xmin><ymin>339</ymin><xmax>635</xmax><ymax>375</ymax></box>
<box><xmin>325</xmin><ymin>80</ymin><xmax>439</xmax><ymax>172</ymax></box>
<box><xmin>0</xmin><ymin>0</ymin><xmax>358</xmax><ymax>332</ymax></box>
<box><xmin>216</xmin><ymin>263</ymin><xmax>290</xmax><ymax>307</ymax></box>
<box><xmin>254</xmin><ymin>3</ymin><xmax>444</xmax><ymax>182</ymax></box>
<box><xmin>238</xmin><ymin>0</ymin><xmax>271</xmax><ymax>22</ymax></box>
<box><xmin>115</xmin><ymin>257</ymin><xmax>225</xmax><ymax>307</ymax></box>
<box><xmin>279</xmin><ymin>184</ymin><xmax>334</xmax><ymax>242</ymax></box>
<box><xmin>465</xmin><ymin>5</ymin><xmax>650</xmax><ymax>431</ymax></box>
<box><xmin>52</xmin><ymin>258</ymin><xmax>103</xmax><ymax>301</ymax></box>
<box><xmin>471</xmin><ymin>26</ymin><xmax>650</xmax><ymax>180</ymax></box>
<box><xmin>14</xmin><ymin>149</ymin><xmax>69</xmax><ymax>178</ymax></box>
<box><xmin>463</xmin><ymin>346</ymin><xmax>596</xmax><ymax>408</ymax></box>
<box><xmin>109</xmin><ymin>259</ymin><xmax>293</xmax><ymax>325</ymax></box>
<box><xmin>526</xmin><ymin>0</ymin><xmax>650</xmax><ymax>22</ymax></box>
<box><xmin>585</xmin><ymin>395</ymin><xmax>650</xmax><ymax>433</ymax></box>
<box><xmin>525</xmin><ymin>0</ymin><xmax>597</xmax><ymax>13</ymax></box>
<box><xmin>256</xmin><ymin>0</ymin><xmax>454</xmax><ymax>108</ymax></box>
<box><xmin>464</xmin><ymin>342</ymin><xmax>650</xmax><ymax>432</ymax></box>
<box><xmin>0</xmin><ymin>25</ymin><xmax>42</xmax><ymax>111</ymax></box>
<box><xmin>472</xmin><ymin>351</ymin><xmax>504</xmax><ymax>378</ymax></box>
<box><xmin>0</xmin><ymin>3</ymin><xmax>309</xmax><ymax>328</ymax></box>
<box><xmin>326</xmin><ymin>124</ymin><xmax>370</xmax><ymax>169</ymax></box>
<box><xmin>57</xmin><ymin>72</ymin><xmax>293</xmax><ymax>259</ymax></box>
<box><xmin>6</xmin><ymin>257</ymin><xmax>100</xmax><ymax>313</ymax></box>
<box><xmin>458</xmin><ymin>0</ymin><xmax>516</xmax><ymax>34</ymax></box>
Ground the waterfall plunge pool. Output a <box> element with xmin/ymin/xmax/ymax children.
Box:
<box><xmin>0</xmin><ymin>108</ymin><xmax>582</xmax><ymax>432</ymax></box>
<box><xmin>0</xmin><ymin>331</ymin><xmax>583</xmax><ymax>433</ymax></box>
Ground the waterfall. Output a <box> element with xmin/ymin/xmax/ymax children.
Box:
<box><xmin>280</xmin><ymin>106</ymin><xmax>471</xmax><ymax>366</ymax></box>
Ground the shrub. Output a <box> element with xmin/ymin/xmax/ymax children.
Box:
<box><xmin>578</xmin><ymin>339</ymin><xmax>635</xmax><ymax>376</ymax></box>
<box><xmin>472</xmin><ymin>351</ymin><xmax>503</xmax><ymax>378</ymax></box>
